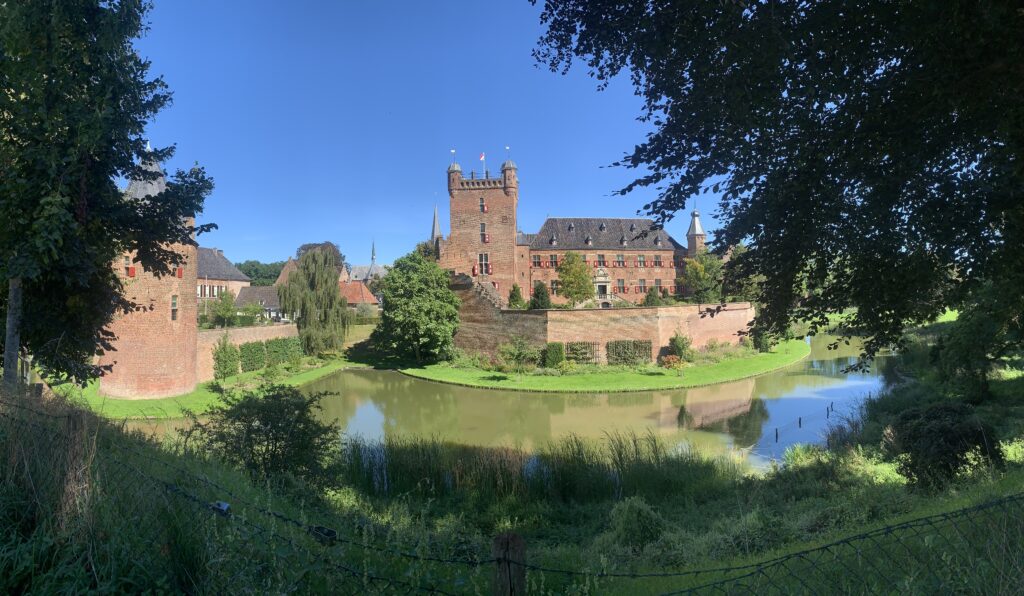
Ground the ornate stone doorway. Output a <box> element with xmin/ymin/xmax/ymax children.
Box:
<box><xmin>593</xmin><ymin>268</ymin><xmax>611</xmax><ymax>300</ymax></box>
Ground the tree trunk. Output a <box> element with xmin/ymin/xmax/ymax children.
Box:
<box><xmin>3</xmin><ymin>277</ymin><xmax>24</xmax><ymax>389</ymax></box>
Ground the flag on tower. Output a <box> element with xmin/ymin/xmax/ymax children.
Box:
<box><xmin>479</xmin><ymin>152</ymin><xmax>485</xmax><ymax>161</ymax></box>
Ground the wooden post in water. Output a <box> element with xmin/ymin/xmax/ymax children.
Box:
<box><xmin>492</xmin><ymin>532</ymin><xmax>526</xmax><ymax>596</ymax></box>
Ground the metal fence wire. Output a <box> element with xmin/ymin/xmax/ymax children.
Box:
<box><xmin>2</xmin><ymin>396</ymin><xmax>1022</xmax><ymax>595</ymax></box>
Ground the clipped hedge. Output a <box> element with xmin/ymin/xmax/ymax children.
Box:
<box><xmin>239</xmin><ymin>341</ymin><xmax>267</xmax><ymax>372</ymax></box>
<box><xmin>266</xmin><ymin>337</ymin><xmax>303</xmax><ymax>366</ymax></box>
<box><xmin>565</xmin><ymin>341</ymin><xmax>600</xmax><ymax>364</ymax></box>
<box><xmin>544</xmin><ymin>342</ymin><xmax>566</xmax><ymax>368</ymax></box>
<box><xmin>606</xmin><ymin>340</ymin><xmax>652</xmax><ymax>366</ymax></box>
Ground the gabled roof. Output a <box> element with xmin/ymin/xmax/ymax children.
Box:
<box><xmin>528</xmin><ymin>218</ymin><xmax>684</xmax><ymax>251</ymax></box>
<box><xmin>349</xmin><ymin>263</ymin><xmax>388</xmax><ymax>282</ymax></box>
<box><xmin>338</xmin><ymin>280</ymin><xmax>379</xmax><ymax>305</ymax></box>
<box><xmin>197</xmin><ymin>247</ymin><xmax>251</xmax><ymax>282</ymax></box>
<box><xmin>274</xmin><ymin>258</ymin><xmax>298</xmax><ymax>286</ymax></box>
<box><xmin>235</xmin><ymin>286</ymin><xmax>281</xmax><ymax>310</ymax></box>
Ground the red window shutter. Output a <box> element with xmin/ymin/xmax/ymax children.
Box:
<box><xmin>472</xmin><ymin>265</ymin><xmax>478</xmax><ymax>276</ymax></box>
<box><xmin>176</xmin><ymin>267</ymin><xmax>183</xmax><ymax>278</ymax></box>
<box><xmin>127</xmin><ymin>266</ymin><xmax>136</xmax><ymax>278</ymax></box>
<box><xmin>484</xmin><ymin>234</ymin><xmax>490</xmax><ymax>243</ymax></box>
<box><xmin>483</xmin><ymin>204</ymin><xmax>489</xmax><ymax>213</ymax></box>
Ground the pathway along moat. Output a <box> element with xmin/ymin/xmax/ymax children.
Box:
<box><xmin>300</xmin><ymin>335</ymin><xmax>891</xmax><ymax>466</ymax></box>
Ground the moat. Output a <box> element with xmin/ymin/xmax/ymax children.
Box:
<box><xmin>301</xmin><ymin>335</ymin><xmax>889</xmax><ymax>466</ymax></box>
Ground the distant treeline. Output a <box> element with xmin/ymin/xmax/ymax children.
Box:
<box><xmin>235</xmin><ymin>260</ymin><xmax>286</xmax><ymax>286</ymax></box>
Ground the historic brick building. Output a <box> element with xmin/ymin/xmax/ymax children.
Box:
<box><xmin>435</xmin><ymin>161</ymin><xmax>707</xmax><ymax>307</ymax></box>
<box><xmin>98</xmin><ymin>159</ymin><xmax>198</xmax><ymax>398</ymax></box>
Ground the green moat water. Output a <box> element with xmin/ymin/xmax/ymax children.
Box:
<box><xmin>130</xmin><ymin>336</ymin><xmax>888</xmax><ymax>465</ymax></box>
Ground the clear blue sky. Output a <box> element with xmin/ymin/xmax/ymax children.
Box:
<box><xmin>136</xmin><ymin>1</ymin><xmax>719</xmax><ymax>266</ymax></box>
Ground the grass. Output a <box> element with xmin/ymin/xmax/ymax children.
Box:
<box><xmin>399</xmin><ymin>338</ymin><xmax>811</xmax><ymax>392</ymax></box>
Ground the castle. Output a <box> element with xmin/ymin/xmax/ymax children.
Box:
<box><xmin>434</xmin><ymin>160</ymin><xmax>707</xmax><ymax>307</ymax></box>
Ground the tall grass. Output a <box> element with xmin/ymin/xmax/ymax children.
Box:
<box><xmin>339</xmin><ymin>430</ymin><xmax>742</xmax><ymax>503</ymax></box>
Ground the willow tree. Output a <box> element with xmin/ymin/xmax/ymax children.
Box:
<box><xmin>278</xmin><ymin>248</ymin><xmax>350</xmax><ymax>356</ymax></box>
<box><xmin>1</xmin><ymin>1</ymin><xmax>214</xmax><ymax>386</ymax></box>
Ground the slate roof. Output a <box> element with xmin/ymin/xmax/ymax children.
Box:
<box><xmin>235</xmin><ymin>286</ymin><xmax>281</xmax><ymax>310</ymax></box>
<box><xmin>516</xmin><ymin>231</ymin><xmax>536</xmax><ymax>246</ymax></box>
<box><xmin>338</xmin><ymin>281</ymin><xmax>379</xmax><ymax>305</ymax></box>
<box><xmin>687</xmin><ymin>209</ymin><xmax>706</xmax><ymax>237</ymax></box>
<box><xmin>197</xmin><ymin>247</ymin><xmax>251</xmax><ymax>282</ymax></box>
<box><xmin>349</xmin><ymin>263</ymin><xmax>388</xmax><ymax>282</ymax></box>
<box><xmin>125</xmin><ymin>159</ymin><xmax>167</xmax><ymax>200</ymax></box>
<box><xmin>528</xmin><ymin>218</ymin><xmax>684</xmax><ymax>251</ymax></box>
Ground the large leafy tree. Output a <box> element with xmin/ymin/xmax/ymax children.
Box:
<box><xmin>235</xmin><ymin>260</ymin><xmax>285</xmax><ymax>286</ymax></box>
<box><xmin>1</xmin><ymin>0</ymin><xmax>214</xmax><ymax>385</ymax></box>
<box><xmin>533</xmin><ymin>1</ymin><xmax>1024</xmax><ymax>359</ymax></box>
<box><xmin>556</xmin><ymin>251</ymin><xmax>594</xmax><ymax>306</ymax></box>
<box><xmin>278</xmin><ymin>248</ymin><xmax>351</xmax><ymax>355</ymax></box>
<box><xmin>371</xmin><ymin>250</ymin><xmax>459</xmax><ymax>363</ymax></box>
<box><xmin>683</xmin><ymin>250</ymin><xmax>724</xmax><ymax>304</ymax></box>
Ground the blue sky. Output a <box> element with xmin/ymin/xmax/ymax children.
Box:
<box><xmin>137</xmin><ymin>1</ymin><xmax>718</xmax><ymax>266</ymax></box>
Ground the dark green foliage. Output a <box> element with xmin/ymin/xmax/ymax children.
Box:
<box><xmin>370</xmin><ymin>250</ymin><xmax>460</xmax><ymax>363</ymax></box>
<box><xmin>607</xmin><ymin>497</ymin><xmax>664</xmax><ymax>552</ymax></box>
<box><xmin>543</xmin><ymin>342</ymin><xmax>565</xmax><ymax>368</ymax></box>
<box><xmin>533</xmin><ymin>1</ymin><xmax>1024</xmax><ymax>362</ymax></box>
<box><xmin>414</xmin><ymin>240</ymin><xmax>438</xmax><ymax>260</ymax></box>
<box><xmin>234</xmin><ymin>260</ymin><xmax>286</xmax><ymax>286</ymax></box>
<box><xmin>183</xmin><ymin>385</ymin><xmax>340</xmax><ymax>489</ymax></box>
<box><xmin>507</xmin><ymin>284</ymin><xmax>527</xmax><ymax>309</ymax></box>
<box><xmin>641</xmin><ymin>289</ymin><xmax>665</xmax><ymax>307</ymax></box>
<box><xmin>265</xmin><ymin>337</ymin><xmax>302</xmax><ymax>367</ymax></box>
<box><xmin>278</xmin><ymin>248</ymin><xmax>351</xmax><ymax>356</ymax></box>
<box><xmin>683</xmin><ymin>250</ymin><xmax>724</xmax><ymax>304</ymax></box>
<box><xmin>529</xmin><ymin>281</ymin><xmax>552</xmax><ymax>310</ymax></box>
<box><xmin>238</xmin><ymin>342</ymin><xmax>266</xmax><ymax>373</ymax></box>
<box><xmin>295</xmin><ymin>242</ymin><xmax>345</xmax><ymax>267</ymax></box>
<box><xmin>212</xmin><ymin>335</ymin><xmax>239</xmax><ymax>382</ymax></box>
<box><xmin>0</xmin><ymin>1</ymin><xmax>214</xmax><ymax>382</ymax></box>
<box><xmin>565</xmin><ymin>341</ymin><xmax>599</xmax><ymax>364</ymax></box>
<box><xmin>498</xmin><ymin>336</ymin><xmax>541</xmax><ymax>373</ymax></box>
<box><xmin>555</xmin><ymin>252</ymin><xmax>594</xmax><ymax>306</ymax></box>
<box><xmin>888</xmin><ymin>402</ymin><xmax>1004</xmax><ymax>488</ymax></box>
<box><xmin>669</xmin><ymin>332</ymin><xmax>696</xmax><ymax>362</ymax></box>
<box><xmin>606</xmin><ymin>340</ymin><xmax>652</xmax><ymax>365</ymax></box>
<box><xmin>212</xmin><ymin>291</ymin><xmax>238</xmax><ymax>328</ymax></box>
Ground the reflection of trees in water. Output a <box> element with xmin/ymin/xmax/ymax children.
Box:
<box><xmin>676</xmin><ymin>398</ymin><xmax>770</xmax><ymax>448</ymax></box>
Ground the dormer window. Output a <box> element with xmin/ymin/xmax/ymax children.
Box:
<box><xmin>620</xmin><ymin>235</ymin><xmax>628</xmax><ymax>246</ymax></box>
<box><xmin>654</xmin><ymin>235</ymin><xmax>662</xmax><ymax>246</ymax></box>
<box><xmin>550</xmin><ymin>234</ymin><xmax>558</xmax><ymax>246</ymax></box>
<box><xmin>585</xmin><ymin>235</ymin><xmax>593</xmax><ymax>246</ymax></box>
<box><xmin>568</xmin><ymin>222</ymin><xmax>575</xmax><ymax>232</ymax></box>
<box><xmin>629</xmin><ymin>223</ymin><xmax>637</xmax><ymax>232</ymax></box>
<box><xmin>599</xmin><ymin>222</ymin><xmax>607</xmax><ymax>232</ymax></box>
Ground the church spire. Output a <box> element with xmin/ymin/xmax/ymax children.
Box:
<box><xmin>431</xmin><ymin>205</ymin><xmax>442</xmax><ymax>241</ymax></box>
<box><xmin>371</xmin><ymin>240</ymin><xmax>376</xmax><ymax>264</ymax></box>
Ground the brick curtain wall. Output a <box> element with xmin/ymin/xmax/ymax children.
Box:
<box><xmin>195</xmin><ymin>324</ymin><xmax>298</xmax><ymax>383</ymax></box>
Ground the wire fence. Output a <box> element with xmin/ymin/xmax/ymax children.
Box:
<box><xmin>2</xmin><ymin>394</ymin><xmax>1022</xmax><ymax>594</ymax></box>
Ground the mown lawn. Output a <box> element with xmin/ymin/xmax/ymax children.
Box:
<box><xmin>400</xmin><ymin>338</ymin><xmax>811</xmax><ymax>392</ymax></box>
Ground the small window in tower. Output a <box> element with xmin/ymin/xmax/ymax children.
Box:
<box><xmin>171</xmin><ymin>295</ymin><xmax>179</xmax><ymax>321</ymax></box>
<box><xmin>479</xmin><ymin>198</ymin><xmax>487</xmax><ymax>213</ymax></box>
<box><xmin>480</xmin><ymin>223</ymin><xmax>488</xmax><ymax>243</ymax></box>
<box><xmin>478</xmin><ymin>253</ymin><xmax>489</xmax><ymax>275</ymax></box>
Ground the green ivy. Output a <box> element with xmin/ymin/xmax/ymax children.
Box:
<box><xmin>606</xmin><ymin>340</ymin><xmax>653</xmax><ymax>365</ymax></box>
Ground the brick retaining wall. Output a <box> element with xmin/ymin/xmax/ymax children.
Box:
<box><xmin>196</xmin><ymin>324</ymin><xmax>298</xmax><ymax>382</ymax></box>
<box><xmin>453</xmin><ymin>278</ymin><xmax>753</xmax><ymax>363</ymax></box>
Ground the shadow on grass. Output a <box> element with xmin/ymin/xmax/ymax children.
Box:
<box><xmin>481</xmin><ymin>374</ymin><xmax>510</xmax><ymax>382</ymax></box>
<box><xmin>343</xmin><ymin>339</ymin><xmax>437</xmax><ymax>370</ymax></box>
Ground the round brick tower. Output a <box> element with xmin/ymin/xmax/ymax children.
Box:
<box><xmin>98</xmin><ymin>158</ymin><xmax>198</xmax><ymax>399</ymax></box>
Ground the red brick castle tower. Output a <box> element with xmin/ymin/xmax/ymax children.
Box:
<box><xmin>98</xmin><ymin>157</ymin><xmax>198</xmax><ymax>398</ymax></box>
<box><xmin>437</xmin><ymin>160</ymin><xmax>519</xmax><ymax>295</ymax></box>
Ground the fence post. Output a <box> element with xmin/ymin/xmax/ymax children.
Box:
<box><xmin>492</xmin><ymin>532</ymin><xmax>526</xmax><ymax>596</ymax></box>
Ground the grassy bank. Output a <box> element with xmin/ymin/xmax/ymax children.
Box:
<box><xmin>399</xmin><ymin>338</ymin><xmax>810</xmax><ymax>392</ymax></box>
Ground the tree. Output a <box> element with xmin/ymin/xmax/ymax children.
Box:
<box><xmin>278</xmin><ymin>248</ymin><xmax>351</xmax><ymax>355</ymax></box>
<box><xmin>641</xmin><ymin>287</ymin><xmax>664</xmax><ymax>307</ymax></box>
<box><xmin>212</xmin><ymin>290</ymin><xmax>238</xmax><ymax>328</ymax></box>
<box><xmin>533</xmin><ymin>1</ymin><xmax>1024</xmax><ymax>359</ymax></box>
<box><xmin>235</xmin><ymin>260</ymin><xmax>286</xmax><ymax>286</ymax></box>
<box><xmin>498</xmin><ymin>335</ymin><xmax>541</xmax><ymax>374</ymax></box>
<box><xmin>1</xmin><ymin>1</ymin><xmax>214</xmax><ymax>385</ymax></box>
<box><xmin>507</xmin><ymin>284</ymin><xmax>527</xmax><ymax>309</ymax></box>
<box><xmin>182</xmin><ymin>385</ymin><xmax>340</xmax><ymax>488</ymax></box>
<box><xmin>370</xmin><ymin>250</ymin><xmax>459</xmax><ymax>363</ymax></box>
<box><xmin>683</xmin><ymin>250</ymin><xmax>724</xmax><ymax>304</ymax></box>
<box><xmin>529</xmin><ymin>281</ymin><xmax>552</xmax><ymax>310</ymax></box>
<box><xmin>414</xmin><ymin>240</ymin><xmax>438</xmax><ymax>260</ymax></box>
<box><xmin>296</xmin><ymin>241</ymin><xmax>345</xmax><ymax>266</ymax></box>
<box><xmin>556</xmin><ymin>251</ymin><xmax>594</xmax><ymax>306</ymax></box>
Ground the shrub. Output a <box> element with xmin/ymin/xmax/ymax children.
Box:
<box><xmin>528</xmin><ymin>281</ymin><xmax>552</xmax><ymax>309</ymax></box>
<box><xmin>544</xmin><ymin>342</ymin><xmax>565</xmax><ymax>368</ymax></box>
<box><xmin>238</xmin><ymin>341</ymin><xmax>267</xmax><ymax>372</ymax></box>
<box><xmin>212</xmin><ymin>334</ymin><xmax>239</xmax><ymax>382</ymax></box>
<box><xmin>565</xmin><ymin>341</ymin><xmax>599</xmax><ymax>364</ymax></box>
<box><xmin>355</xmin><ymin>302</ymin><xmax>377</xmax><ymax>320</ymax></box>
<box><xmin>606</xmin><ymin>340</ymin><xmax>652</xmax><ymax>365</ymax></box>
<box><xmin>887</xmin><ymin>402</ymin><xmax>1004</xmax><ymax>488</ymax></box>
<box><xmin>607</xmin><ymin>496</ymin><xmax>664</xmax><ymax>552</ymax></box>
<box><xmin>266</xmin><ymin>337</ymin><xmax>302</xmax><ymax>366</ymax></box>
<box><xmin>659</xmin><ymin>354</ymin><xmax>682</xmax><ymax>369</ymax></box>
<box><xmin>498</xmin><ymin>336</ymin><xmax>542</xmax><ymax>374</ymax></box>
<box><xmin>556</xmin><ymin>359</ymin><xmax>578</xmax><ymax>374</ymax></box>
<box><xmin>507</xmin><ymin>284</ymin><xmax>527</xmax><ymax>309</ymax></box>
<box><xmin>669</xmin><ymin>332</ymin><xmax>696</xmax><ymax>362</ymax></box>
<box><xmin>182</xmin><ymin>385</ymin><xmax>340</xmax><ymax>488</ymax></box>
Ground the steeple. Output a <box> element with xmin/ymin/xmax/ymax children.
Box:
<box><xmin>371</xmin><ymin>241</ymin><xmax>376</xmax><ymax>264</ymax></box>
<box><xmin>686</xmin><ymin>208</ymin><xmax>706</xmax><ymax>257</ymax></box>
<box><xmin>431</xmin><ymin>205</ymin><xmax>442</xmax><ymax>241</ymax></box>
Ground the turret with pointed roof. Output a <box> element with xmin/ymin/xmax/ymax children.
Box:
<box><xmin>686</xmin><ymin>209</ymin><xmax>706</xmax><ymax>257</ymax></box>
